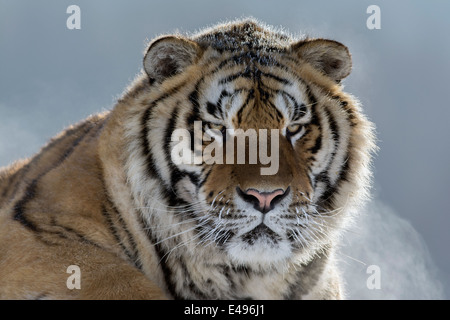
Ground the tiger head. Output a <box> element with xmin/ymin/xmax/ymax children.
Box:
<box><xmin>126</xmin><ymin>20</ymin><xmax>375</xmax><ymax>269</ymax></box>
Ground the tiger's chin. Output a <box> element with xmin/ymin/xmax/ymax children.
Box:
<box><xmin>224</xmin><ymin>224</ymin><xmax>294</xmax><ymax>268</ymax></box>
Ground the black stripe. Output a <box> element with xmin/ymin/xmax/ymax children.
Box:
<box><xmin>236</xmin><ymin>88</ymin><xmax>255</xmax><ymax>125</ymax></box>
<box><xmin>101</xmin><ymin>205</ymin><xmax>134</xmax><ymax>260</ymax></box>
<box><xmin>206</xmin><ymin>102</ymin><xmax>219</xmax><ymax>117</ymax></box>
<box><xmin>13</xmin><ymin>122</ymin><xmax>96</xmax><ymax>232</ymax></box>
<box><xmin>267</xmin><ymin>100</ymin><xmax>284</xmax><ymax>121</ymax></box>
<box><xmin>13</xmin><ymin>179</ymin><xmax>39</xmax><ymax>231</ymax></box>
<box><xmin>140</xmin><ymin>78</ymin><xmax>213</xmax><ymax>208</ymax></box>
<box><xmin>218</xmin><ymin>66</ymin><xmax>252</xmax><ymax>85</ymax></box>
<box><xmin>324</xmin><ymin>107</ymin><xmax>340</xmax><ymax>143</ymax></box>
<box><xmin>180</xmin><ymin>257</ymin><xmax>208</xmax><ymax>299</ymax></box>
<box><xmin>2</xmin><ymin>121</ymin><xmax>94</xmax><ymax>203</ymax></box>
<box><xmin>141</xmin><ymin>102</ymin><xmax>162</xmax><ymax>179</ymax></box>
<box><xmin>138</xmin><ymin>213</ymin><xmax>181</xmax><ymax>299</ymax></box>
<box><xmin>304</xmin><ymin>84</ymin><xmax>318</xmax><ymax>110</ymax></box>
<box><xmin>315</xmin><ymin>108</ymin><xmax>347</xmax><ymax>207</ymax></box>
<box><xmin>198</xmin><ymin>166</ymin><xmax>213</xmax><ymax>189</ymax></box>
<box><xmin>256</xmin><ymin>80</ymin><xmax>307</xmax><ymax>122</ymax></box>
<box><xmin>340</xmin><ymin>154</ymin><xmax>350</xmax><ymax>182</ymax></box>
<box><xmin>308</xmin><ymin>111</ymin><xmax>320</xmax><ymax>133</ymax></box>
<box><xmin>309</xmin><ymin>133</ymin><xmax>322</xmax><ymax>154</ymax></box>
<box><xmin>292</xmin><ymin>103</ymin><xmax>307</xmax><ymax>121</ymax></box>
<box><xmin>186</xmin><ymin>172</ymin><xmax>200</xmax><ymax>188</ymax></box>
<box><xmin>260</xmin><ymin>71</ymin><xmax>291</xmax><ymax>85</ymax></box>
<box><xmin>216</xmin><ymin>51</ymin><xmax>287</xmax><ymax>69</ymax></box>
<box><xmin>319</xmin><ymin>152</ymin><xmax>351</xmax><ymax>209</ymax></box>
<box><xmin>155</xmin><ymin>243</ymin><xmax>180</xmax><ymax>299</ymax></box>
<box><xmin>216</xmin><ymin>90</ymin><xmax>232</xmax><ymax>116</ymax></box>
<box><xmin>140</xmin><ymin>81</ymin><xmax>189</xmax><ymax>181</ymax></box>
<box><xmin>159</xmin><ymin>102</ymin><xmax>197</xmax><ymax>207</ymax></box>
<box><xmin>48</xmin><ymin>217</ymin><xmax>101</xmax><ymax>248</ymax></box>
<box><xmin>257</xmin><ymin>85</ymin><xmax>271</xmax><ymax>103</ymax></box>
<box><xmin>187</xmin><ymin>82</ymin><xmax>202</xmax><ymax>153</ymax></box>
<box><xmin>317</xmin><ymin>179</ymin><xmax>336</xmax><ymax>208</ymax></box>
<box><xmin>283</xmin><ymin>248</ymin><xmax>328</xmax><ymax>299</ymax></box>
<box><xmin>282</xmin><ymin>92</ymin><xmax>307</xmax><ymax>121</ymax></box>
<box><xmin>205</xmin><ymin>89</ymin><xmax>235</xmax><ymax>118</ymax></box>
<box><xmin>0</xmin><ymin>170</ymin><xmax>18</xmax><ymax>201</ymax></box>
<box><xmin>164</xmin><ymin>104</ymin><xmax>184</xmax><ymax>190</ymax></box>
<box><xmin>331</xmin><ymin>95</ymin><xmax>356</xmax><ymax>125</ymax></box>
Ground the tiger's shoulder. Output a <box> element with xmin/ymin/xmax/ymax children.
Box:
<box><xmin>0</xmin><ymin>113</ymin><xmax>107</xmax><ymax>210</ymax></box>
<box><xmin>0</xmin><ymin>113</ymin><xmax>112</xmax><ymax>239</ymax></box>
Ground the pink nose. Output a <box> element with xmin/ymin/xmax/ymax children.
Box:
<box><xmin>237</xmin><ymin>188</ymin><xmax>288</xmax><ymax>213</ymax></box>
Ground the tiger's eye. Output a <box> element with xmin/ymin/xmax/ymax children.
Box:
<box><xmin>287</xmin><ymin>124</ymin><xmax>302</xmax><ymax>135</ymax></box>
<box><xmin>207</xmin><ymin>123</ymin><xmax>226</xmax><ymax>136</ymax></box>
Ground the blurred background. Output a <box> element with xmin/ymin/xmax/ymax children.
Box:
<box><xmin>0</xmin><ymin>0</ymin><xmax>448</xmax><ymax>299</ymax></box>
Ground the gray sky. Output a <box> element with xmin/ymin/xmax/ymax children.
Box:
<box><xmin>1</xmin><ymin>0</ymin><xmax>449</xmax><ymax>299</ymax></box>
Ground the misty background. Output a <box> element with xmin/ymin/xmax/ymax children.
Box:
<box><xmin>0</xmin><ymin>0</ymin><xmax>448</xmax><ymax>299</ymax></box>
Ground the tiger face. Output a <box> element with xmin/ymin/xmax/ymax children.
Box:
<box><xmin>135</xmin><ymin>21</ymin><xmax>374</xmax><ymax>270</ymax></box>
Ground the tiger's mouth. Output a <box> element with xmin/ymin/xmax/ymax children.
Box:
<box><xmin>240</xmin><ymin>223</ymin><xmax>282</xmax><ymax>246</ymax></box>
<box><xmin>223</xmin><ymin>222</ymin><xmax>293</xmax><ymax>266</ymax></box>
<box><xmin>216</xmin><ymin>205</ymin><xmax>299</xmax><ymax>266</ymax></box>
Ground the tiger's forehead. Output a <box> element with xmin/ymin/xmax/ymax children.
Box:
<box><xmin>193</xmin><ymin>20</ymin><xmax>292</xmax><ymax>54</ymax></box>
<box><xmin>197</xmin><ymin>56</ymin><xmax>307</xmax><ymax>130</ymax></box>
<box><xmin>227</xmin><ymin>87</ymin><xmax>284</xmax><ymax>130</ymax></box>
<box><xmin>183</xmin><ymin>20</ymin><xmax>310</xmax><ymax>130</ymax></box>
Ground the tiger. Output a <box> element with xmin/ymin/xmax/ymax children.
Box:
<box><xmin>0</xmin><ymin>19</ymin><xmax>376</xmax><ymax>299</ymax></box>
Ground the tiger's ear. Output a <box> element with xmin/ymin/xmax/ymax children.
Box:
<box><xmin>291</xmin><ymin>39</ymin><xmax>352</xmax><ymax>81</ymax></box>
<box><xmin>143</xmin><ymin>36</ymin><xmax>202</xmax><ymax>84</ymax></box>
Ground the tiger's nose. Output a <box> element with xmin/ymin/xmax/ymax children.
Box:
<box><xmin>236</xmin><ymin>187</ymin><xmax>290</xmax><ymax>214</ymax></box>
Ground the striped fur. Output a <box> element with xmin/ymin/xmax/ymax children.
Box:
<box><xmin>0</xmin><ymin>19</ymin><xmax>375</xmax><ymax>299</ymax></box>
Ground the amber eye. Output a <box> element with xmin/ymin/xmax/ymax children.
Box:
<box><xmin>286</xmin><ymin>124</ymin><xmax>303</xmax><ymax>136</ymax></box>
<box><xmin>207</xmin><ymin>122</ymin><xmax>225</xmax><ymax>131</ymax></box>
<box><xmin>206</xmin><ymin>122</ymin><xmax>226</xmax><ymax>136</ymax></box>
